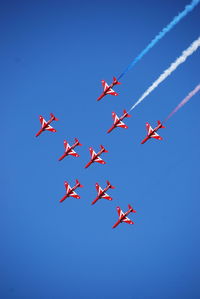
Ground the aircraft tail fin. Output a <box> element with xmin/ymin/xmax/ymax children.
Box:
<box><xmin>123</xmin><ymin>109</ymin><xmax>131</xmax><ymax>117</ymax></box>
<box><xmin>157</xmin><ymin>120</ymin><xmax>165</xmax><ymax>128</ymax></box>
<box><xmin>106</xmin><ymin>180</ymin><xmax>115</xmax><ymax>189</ymax></box>
<box><xmin>76</xmin><ymin>179</ymin><xmax>83</xmax><ymax>188</ymax></box>
<box><xmin>113</xmin><ymin>77</ymin><xmax>121</xmax><ymax>85</ymax></box>
<box><xmin>128</xmin><ymin>204</ymin><xmax>136</xmax><ymax>213</ymax></box>
<box><xmin>50</xmin><ymin>113</ymin><xmax>59</xmax><ymax>121</ymax></box>
<box><xmin>100</xmin><ymin>145</ymin><xmax>108</xmax><ymax>153</ymax></box>
<box><xmin>74</xmin><ymin>138</ymin><xmax>82</xmax><ymax>146</ymax></box>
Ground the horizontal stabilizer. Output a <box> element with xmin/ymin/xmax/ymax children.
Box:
<box><xmin>157</xmin><ymin>120</ymin><xmax>165</xmax><ymax>128</ymax></box>
<box><xmin>106</xmin><ymin>180</ymin><xmax>115</xmax><ymax>189</ymax></box>
<box><xmin>76</xmin><ymin>179</ymin><xmax>83</xmax><ymax>188</ymax></box>
<box><xmin>100</xmin><ymin>145</ymin><xmax>108</xmax><ymax>153</ymax></box>
<box><xmin>50</xmin><ymin>113</ymin><xmax>59</xmax><ymax>121</ymax></box>
<box><xmin>74</xmin><ymin>138</ymin><xmax>82</xmax><ymax>146</ymax></box>
<box><xmin>128</xmin><ymin>204</ymin><xmax>136</xmax><ymax>213</ymax></box>
<box><xmin>113</xmin><ymin>77</ymin><xmax>121</xmax><ymax>85</ymax></box>
<box><xmin>123</xmin><ymin>109</ymin><xmax>131</xmax><ymax>117</ymax></box>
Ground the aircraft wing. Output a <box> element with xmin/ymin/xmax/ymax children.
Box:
<box><xmin>64</xmin><ymin>140</ymin><xmax>79</xmax><ymax>156</ymax></box>
<box><xmin>95</xmin><ymin>183</ymin><xmax>103</xmax><ymax>196</ymax></box>
<box><xmin>45</xmin><ymin>124</ymin><xmax>56</xmax><ymax>132</ymax></box>
<box><xmin>146</xmin><ymin>122</ymin><xmax>154</xmax><ymax>135</ymax></box>
<box><xmin>89</xmin><ymin>147</ymin><xmax>96</xmax><ymax>159</ymax></box>
<box><xmin>116</xmin><ymin>120</ymin><xmax>127</xmax><ymax>128</ymax></box>
<box><xmin>64</xmin><ymin>140</ymin><xmax>71</xmax><ymax>150</ymax></box>
<box><xmin>150</xmin><ymin>131</ymin><xmax>162</xmax><ymax>140</ymax></box>
<box><xmin>122</xmin><ymin>216</ymin><xmax>134</xmax><ymax>224</ymax></box>
<box><xmin>102</xmin><ymin>80</ymin><xmax>109</xmax><ymax>91</ymax></box>
<box><xmin>102</xmin><ymin>80</ymin><xmax>118</xmax><ymax>96</ymax></box>
<box><xmin>146</xmin><ymin>122</ymin><xmax>162</xmax><ymax>140</ymax></box>
<box><xmin>39</xmin><ymin>116</ymin><xmax>47</xmax><ymax>128</ymax></box>
<box><xmin>116</xmin><ymin>207</ymin><xmax>124</xmax><ymax>218</ymax></box>
<box><xmin>89</xmin><ymin>148</ymin><xmax>106</xmax><ymax>164</ymax></box>
<box><xmin>64</xmin><ymin>181</ymin><xmax>72</xmax><ymax>193</ymax></box>
<box><xmin>39</xmin><ymin>115</ymin><xmax>56</xmax><ymax>132</ymax></box>
<box><xmin>106</xmin><ymin>87</ymin><xmax>118</xmax><ymax>96</ymax></box>
<box><xmin>68</xmin><ymin>149</ymin><xmax>79</xmax><ymax>157</ymax></box>
<box><xmin>112</xmin><ymin>112</ymin><xmax>119</xmax><ymax>124</ymax></box>
<box><xmin>69</xmin><ymin>190</ymin><xmax>80</xmax><ymax>199</ymax></box>
<box><xmin>101</xmin><ymin>192</ymin><xmax>112</xmax><ymax>200</ymax></box>
<box><xmin>94</xmin><ymin>156</ymin><xmax>106</xmax><ymax>164</ymax></box>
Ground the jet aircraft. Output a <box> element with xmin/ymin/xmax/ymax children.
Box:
<box><xmin>60</xmin><ymin>179</ymin><xmax>83</xmax><ymax>203</ymax></box>
<box><xmin>97</xmin><ymin>77</ymin><xmax>121</xmax><ymax>101</ymax></box>
<box><xmin>107</xmin><ymin>109</ymin><xmax>131</xmax><ymax>133</ymax></box>
<box><xmin>112</xmin><ymin>204</ymin><xmax>136</xmax><ymax>229</ymax></box>
<box><xmin>58</xmin><ymin>138</ymin><xmax>82</xmax><ymax>161</ymax></box>
<box><xmin>85</xmin><ymin>145</ymin><xmax>108</xmax><ymax>169</ymax></box>
<box><xmin>141</xmin><ymin>121</ymin><xmax>165</xmax><ymax>144</ymax></box>
<box><xmin>35</xmin><ymin>113</ymin><xmax>58</xmax><ymax>137</ymax></box>
<box><xmin>91</xmin><ymin>180</ymin><xmax>115</xmax><ymax>205</ymax></box>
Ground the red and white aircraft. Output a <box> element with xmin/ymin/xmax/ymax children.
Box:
<box><xmin>107</xmin><ymin>109</ymin><xmax>131</xmax><ymax>133</ymax></box>
<box><xmin>35</xmin><ymin>113</ymin><xmax>58</xmax><ymax>137</ymax></box>
<box><xmin>85</xmin><ymin>145</ymin><xmax>108</xmax><ymax>169</ymax></box>
<box><xmin>141</xmin><ymin>120</ymin><xmax>165</xmax><ymax>144</ymax></box>
<box><xmin>58</xmin><ymin>138</ymin><xmax>82</xmax><ymax>161</ymax></box>
<box><xmin>60</xmin><ymin>179</ymin><xmax>83</xmax><ymax>203</ymax></box>
<box><xmin>92</xmin><ymin>181</ymin><xmax>115</xmax><ymax>205</ymax></box>
<box><xmin>112</xmin><ymin>204</ymin><xmax>136</xmax><ymax>229</ymax></box>
<box><xmin>97</xmin><ymin>77</ymin><xmax>121</xmax><ymax>101</ymax></box>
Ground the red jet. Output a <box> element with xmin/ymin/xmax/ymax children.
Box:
<box><xmin>97</xmin><ymin>77</ymin><xmax>121</xmax><ymax>101</ymax></box>
<box><xmin>35</xmin><ymin>113</ymin><xmax>58</xmax><ymax>137</ymax></box>
<box><xmin>91</xmin><ymin>181</ymin><xmax>115</xmax><ymax>205</ymax></box>
<box><xmin>58</xmin><ymin>138</ymin><xmax>82</xmax><ymax>161</ymax></box>
<box><xmin>85</xmin><ymin>145</ymin><xmax>108</xmax><ymax>169</ymax></box>
<box><xmin>107</xmin><ymin>109</ymin><xmax>131</xmax><ymax>133</ymax></box>
<box><xmin>141</xmin><ymin>120</ymin><xmax>165</xmax><ymax>144</ymax></box>
<box><xmin>112</xmin><ymin>204</ymin><xmax>136</xmax><ymax>229</ymax></box>
<box><xmin>60</xmin><ymin>179</ymin><xmax>83</xmax><ymax>203</ymax></box>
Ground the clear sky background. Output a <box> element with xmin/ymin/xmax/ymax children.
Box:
<box><xmin>1</xmin><ymin>0</ymin><xmax>200</xmax><ymax>298</ymax></box>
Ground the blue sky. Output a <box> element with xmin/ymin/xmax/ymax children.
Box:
<box><xmin>1</xmin><ymin>0</ymin><xmax>200</xmax><ymax>298</ymax></box>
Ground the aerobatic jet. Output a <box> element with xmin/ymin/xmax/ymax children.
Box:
<box><xmin>91</xmin><ymin>181</ymin><xmax>115</xmax><ymax>205</ymax></box>
<box><xmin>58</xmin><ymin>138</ymin><xmax>82</xmax><ymax>161</ymax></box>
<box><xmin>60</xmin><ymin>179</ymin><xmax>83</xmax><ymax>203</ymax></box>
<box><xmin>112</xmin><ymin>204</ymin><xmax>136</xmax><ymax>229</ymax></box>
<box><xmin>97</xmin><ymin>77</ymin><xmax>121</xmax><ymax>101</ymax></box>
<box><xmin>141</xmin><ymin>120</ymin><xmax>165</xmax><ymax>144</ymax></box>
<box><xmin>85</xmin><ymin>145</ymin><xmax>108</xmax><ymax>169</ymax></box>
<box><xmin>35</xmin><ymin>113</ymin><xmax>58</xmax><ymax>137</ymax></box>
<box><xmin>107</xmin><ymin>109</ymin><xmax>131</xmax><ymax>133</ymax></box>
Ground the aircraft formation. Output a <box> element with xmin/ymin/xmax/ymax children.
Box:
<box><xmin>35</xmin><ymin>0</ymin><xmax>200</xmax><ymax>229</ymax></box>
<box><xmin>35</xmin><ymin>114</ymin><xmax>136</xmax><ymax>228</ymax></box>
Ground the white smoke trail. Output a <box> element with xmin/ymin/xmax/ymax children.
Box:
<box><xmin>130</xmin><ymin>37</ymin><xmax>200</xmax><ymax>111</ymax></box>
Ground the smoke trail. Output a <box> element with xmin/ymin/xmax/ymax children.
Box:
<box><xmin>164</xmin><ymin>84</ymin><xmax>200</xmax><ymax>122</ymax></box>
<box><xmin>117</xmin><ymin>0</ymin><xmax>200</xmax><ymax>80</ymax></box>
<box><xmin>129</xmin><ymin>37</ymin><xmax>200</xmax><ymax>111</ymax></box>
